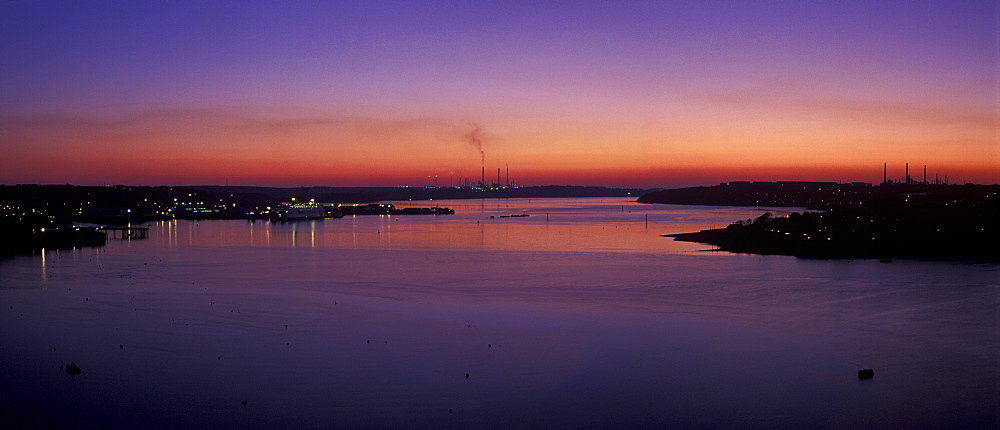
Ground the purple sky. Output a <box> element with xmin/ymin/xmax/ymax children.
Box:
<box><xmin>1</xmin><ymin>1</ymin><xmax>996</xmax><ymax>186</ymax></box>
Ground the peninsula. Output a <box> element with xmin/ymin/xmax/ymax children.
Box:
<box><xmin>642</xmin><ymin>182</ymin><xmax>998</xmax><ymax>262</ymax></box>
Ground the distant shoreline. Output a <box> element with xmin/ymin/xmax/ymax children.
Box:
<box><xmin>0</xmin><ymin>184</ymin><xmax>650</xmax><ymax>259</ymax></box>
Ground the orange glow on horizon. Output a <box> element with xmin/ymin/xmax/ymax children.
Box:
<box><xmin>1</xmin><ymin>102</ymin><xmax>995</xmax><ymax>188</ymax></box>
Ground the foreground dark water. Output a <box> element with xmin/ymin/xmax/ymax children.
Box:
<box><xmin>1</xmin><ymin>198</ymin><xmax>997</xmax><ymax>428</ymax></box>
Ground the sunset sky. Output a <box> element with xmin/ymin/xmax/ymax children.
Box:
<box><xmin>1</xmin><ymin>1</ymin><xmax>997</xmax><ymax>188</ymax></box>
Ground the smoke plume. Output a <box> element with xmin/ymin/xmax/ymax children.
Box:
<box><xmin>465</xmin><ymin>124</ymin><xmax>485</xmax><ymax>165</ymax></box>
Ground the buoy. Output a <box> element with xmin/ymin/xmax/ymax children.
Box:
<box><xmin>465</xmin><ymin>373</ymin><xmax>470</xmax><ymax>379</ymax></box>
<box><xmin>858</xmin><ymin>369</ymin><xmax>875</xmax><ymax>379</ymax></box>
<box><xmin>241</xmin><ymin>400</ymin><xmax>247</xmax><ymax>406</ymax></box>
<box><xmin>65</xmin><ymin>362</ymin><xmax>81</xmax><ymax>377</ymax></box>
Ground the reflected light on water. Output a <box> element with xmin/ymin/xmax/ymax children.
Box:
<box><xmin>0</xmin><ymin>198</ymin><xmax>995</xmax><ymax>428</ymax></box>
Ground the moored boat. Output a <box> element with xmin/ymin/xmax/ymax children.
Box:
<box><xmin>272</xmin><ymin>201</ymin><xmax>326</xmax><ymax>220</ymax></box>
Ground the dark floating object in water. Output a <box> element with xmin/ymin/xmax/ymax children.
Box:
<box><xmin>367</xmin><ymin>340</ymin><xmax>370</xmax><ymax>344</ymax></box>
<box><xmin>85</xmin><ymin>298</ymin><xmax>89</xmax><ymax>301</ymax></box>
<box><xmin>218</xmin><ymin>356</ymin><xmax>221</xmax><ymax>360</ymax></box>
<box><xmin>488</xmin><ymin>344</ymin><xmax>492</xmax><ymax>348</ymax></box>
<box><xmin>241</xmin><ymin>400</ymin><xmax>247</xmax><ymax>406</ymax></box>
<box><xmin>285</xmin><ymin>324</ymin><xmax>288</xmax><ymax>329</ymax></box>
<box><xmin>465</xmin><ymin>373</ymin><xmax>470</xmax><ymax>379</ymax></box>
<box><xmin>858</xmin><ymin>369</ymin><xmax>875</xmax><ymax>379</ymax></box>
<box><xmin>119</xmin><ymin>344</ymin><xmax>124</xmax><ymax>349</ymax></box>
<box><xmin>52</xmin><ymin>347</ymin><xmax>57</xmax><ymax>351</ymax></box>
<box><xmin>65</xmin><ymin>362</ymin><xmax>81</xmax><ymax>377</ymax></box>
<box><xmin>449</xmin><ymin>409</ymin><xmax>453</xmax><ymax>414</ymax></box>
<box><xmin>286</xmin><ymin>342</ymin><xmax>289</xmax><ymax>346</ymax></box>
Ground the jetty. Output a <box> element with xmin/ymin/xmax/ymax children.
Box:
<box><xmin>99</xmin><ymin>226</ymin><xmax>149</xmax><ymax>240</ymax></box>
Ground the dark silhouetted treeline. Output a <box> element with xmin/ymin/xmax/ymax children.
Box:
<box><xmin>637</xmin><ymin>181</ymin><xmax>875</xmax><ymax>210</ymax></box>
<box><xmin>191</xmin><ymin>185</ymin><xmax>649</xmax><ymax>203</ymax></box>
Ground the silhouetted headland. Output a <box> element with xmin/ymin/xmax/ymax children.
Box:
<box><xmin>637</xmin><ymin>181</ymin><xmax>874</xmax><ymax>209</ymax></box>
<box><xmin>191</xmin><ymin>184</ymin><xmax>649</xmax><ymax>203</ymax></box>
<box><xmin>647</xmin><ymin>182</ymin><xmax>998</xmax><ymax>262</ymax></box>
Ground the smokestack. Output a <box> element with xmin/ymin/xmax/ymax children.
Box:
<box><xmin>905</xmin><ymin>163</ymin><xmax>909</xmax><ymax>185</ymax></box>
<box><xmin>481</xmin><ymin>166</ymin><xmax>485</xmax><ymax>187</ymax></box>
<box><xmin>497</xmin><ymin>168</ymin><xmax>501</xmax><ymax>187</ymax></box>
<box><xmin>923</xmin><ymin>165</ymin><xmax>927</xmax><ymax>184</ymax></box>
<box><xmin>883</xmin><ymin>162</ymin><xmax>887</xmax><ymax>184</ymax></box>
<box><xmin>506</xmin><ymin>165</ymin><xmax>509</xmax><ymax>187</ymax></box>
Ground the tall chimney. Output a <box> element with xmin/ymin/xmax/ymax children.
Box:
<box><xmin>481</xmin><ymin>166</ymin><xmax>485</xmax><ymax>186</ymax></box>
<box><xmin>923</xmin><ymin>165</ymin><xmax>927</xmax><ymax>184</ymax></box>
<box><xmin>497</xmin><ymin>168</ymin><xmax>501</xmax><ymax>187</ymax></box>
<box><xmin>883</xmin><ymin>162</ymin><xmax>887</xmax><ymax>184</ymax></box>
<box><xmin>905</xmin><ymin>163</ymin><xmax>909</xmax><ymax>185</ymax></box>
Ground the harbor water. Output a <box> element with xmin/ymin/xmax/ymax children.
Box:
<box><xmin>1</xmin><ymin>198</ymin><xmax>996</xmax><ymax>428</ymax></box>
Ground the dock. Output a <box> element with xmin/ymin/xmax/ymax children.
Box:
<box><xmin>99</xmin><ymin>226</ymin><xmax>149</xmax><ymax>240</ymax></box>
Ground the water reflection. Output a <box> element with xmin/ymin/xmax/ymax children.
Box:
<box><xmin>2</xmin><ymin>198</ymin><xmax>994</xmax><ymax>428</ymax></box>
<box><xmin>39</xmin><ymin>247</ymin><xmax>47</xmax><ymax>285</ymax></box>
<box><xmin>137</xmin><ymin>198</ymin><xmax>777</xmax><ymax>254</ymax></box>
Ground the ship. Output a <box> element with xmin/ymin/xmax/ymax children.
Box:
<box><xmin>272</xmin><ymin>201</ymin><xmax>327</xmax><ymax>220</ymax></box>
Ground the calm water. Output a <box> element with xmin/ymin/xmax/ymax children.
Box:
<box><xmin>1</xmin><ymin>198</ymin><xmax>997</xmax><ymax>428</ymax></box>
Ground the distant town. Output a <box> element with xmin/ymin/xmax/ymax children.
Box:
<box><xmin>0</xmin><ymin>183</ymin><xmax>646</xmax><ymax>257</ymax></box>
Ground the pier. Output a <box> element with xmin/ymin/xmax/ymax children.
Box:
<box><xmin>99</xmin><ymin>226</ymin><xmax>149</xmax><ymax>240</ymax></box>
